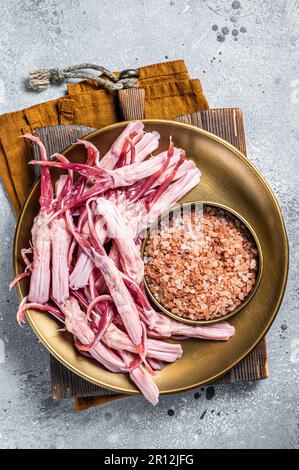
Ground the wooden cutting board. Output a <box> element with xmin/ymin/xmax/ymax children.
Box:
<box><xmin>33</xmin><ymin>105</ymin><xmax>268</xmax><ymax>409</ymax></box>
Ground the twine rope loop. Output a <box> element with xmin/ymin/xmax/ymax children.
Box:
<box><xmin>27</xmin><ymin>63</ymin><xmax>139</xmax><ymax>92</ymax></box>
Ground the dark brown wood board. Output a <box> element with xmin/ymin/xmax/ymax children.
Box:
<box><xmin>33</xmin><ymin>106</ymin><xmax>268</xmax><ymax>409</ymax></box>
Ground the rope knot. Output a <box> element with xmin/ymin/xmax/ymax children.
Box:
<box><xmin>48</xmin><ymin>68</ymin><xmax>65</xmax><ymax>85</ymax></box>
<box><xmin>27</xmin><ymin>68</ymin><xmax>66</xmax><ymax>91</ymax></box>
<box><xmin>119</xmin><ymin>77</ymin><xmax>139</xmax><ymax>90</ymax></box>
<box><xmin>27</xmin><ymin>64</ymin><xmax>139</xmax><ymax>92</ymax></box>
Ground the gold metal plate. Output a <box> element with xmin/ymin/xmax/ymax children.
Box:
<box><xmin>13</xmin><ymin>120</ymin><xmax>289</xmax><ymax>395</ymax></box>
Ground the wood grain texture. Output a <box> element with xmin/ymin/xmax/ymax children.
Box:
<box><xmin>176</xmin><ymin>109</ymin><xmax>247</xmax><ymax>155</ymax></box>
<box><xmin>118</xmin><ymin>89</ymin><xmax>145</xmax><ymax>121</ymax></box>
<box><xmin>33</xmin><ymin>125</ymin><xmax>95</xmax><ymax>177</ymax></box>
<box><xmin>34</xmin><ymin>109</ymin><xmax>268</xmax><ymax>407</ymax></box>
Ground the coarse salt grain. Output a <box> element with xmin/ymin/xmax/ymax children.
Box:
<box><xmin>144</xmin><ymin>206</ymin><xmax>258</xmax><ymax>321</ymax></box>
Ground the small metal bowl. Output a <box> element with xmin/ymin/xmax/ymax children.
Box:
<box><xmin>141</xmin><ymin>201</ymin><xmax>264</xmax><ymax>325</ymax></box>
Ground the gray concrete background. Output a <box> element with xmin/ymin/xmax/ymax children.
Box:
<box><xmin>0</xmin><ymin>0</ymin><xmax>298</xmax><ymax>449</ymax></box>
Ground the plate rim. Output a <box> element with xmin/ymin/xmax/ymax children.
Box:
<box><xmin>13</xmin><ymin>119</ymin><xmax>289</xmax><ymax>395</ymax></box>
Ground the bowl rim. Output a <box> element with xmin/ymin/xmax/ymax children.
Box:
<box><xmin>142</xmin><ymin>201</ymin><xmax>264</xmax><ymax>325</ymax></box>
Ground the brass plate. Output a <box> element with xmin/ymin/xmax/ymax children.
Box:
<box><xmin>142</xmin><ymin>201</ymin><xmax>264</xmax><ymax>325</ymax></box>
<box><xmin>13</xmin><ymin>120</ymin><xmax>289</xmax><ymax>395</ymax></box>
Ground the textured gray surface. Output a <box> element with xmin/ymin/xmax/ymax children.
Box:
<box><xmin>0</xmin><ymin>0</ymin><xmax>298</xmax><ymax>450</ymax></box>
